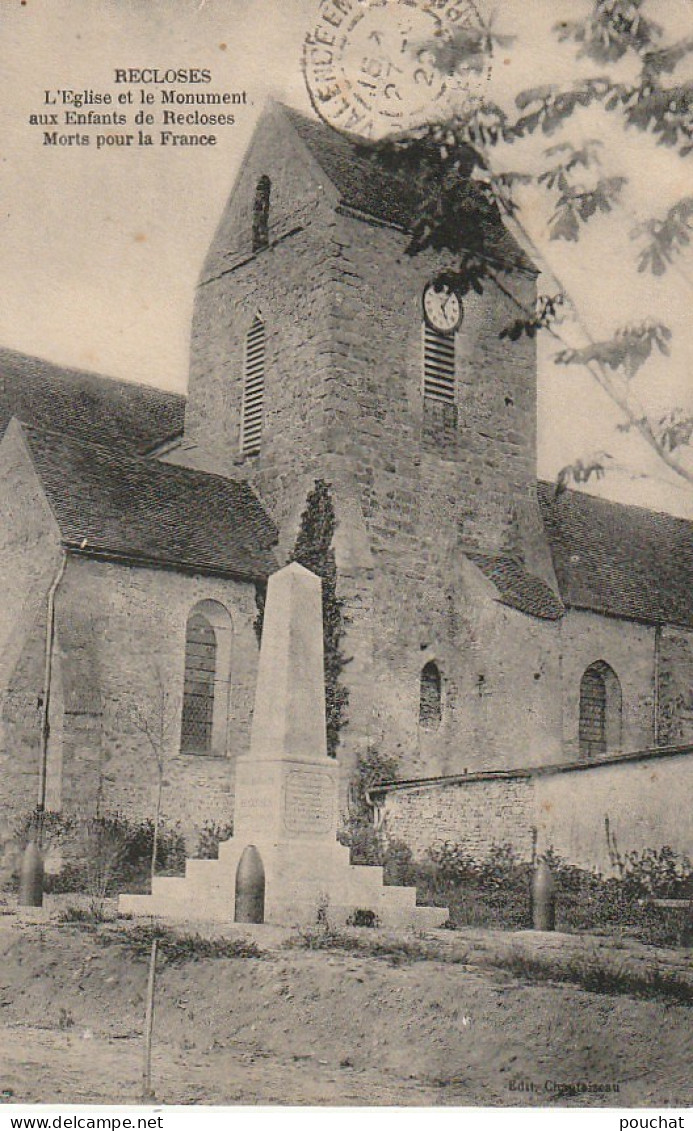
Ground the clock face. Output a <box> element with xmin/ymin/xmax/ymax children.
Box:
<box><xmin>423</xmin><ymin>282</ymin><xmax>462</xmax><ymax>334</ymax></box>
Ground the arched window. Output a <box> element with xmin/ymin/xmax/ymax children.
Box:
<box><xmin>419</xmin><ymin>661</ymin><xmax>442</xmax><ymax>729</ymax></box>
<box><xmin>181</xmin><ymin>612</ymin><xmax>217</xmax><ymax>755</ymax></box>
<box><xmin>579</xmin><ymin>660</ymin><xmax>622</xmax><ymax>759</ymax></box>
<box><xmin>423</xmin><ymin>325</ymin><xmax>456</xmax><ymax>404</ymax></box>
<box><xmin>240</xmin><ymin>315</ymin><xmax>265</xmax><ymax>457</ymax></box>
<box><xmin>252</xmin><ymin>174</ymin><xmax>271</xmax><ymax>252</ymax></box>
<box><xmin>180</xmin><ymin>601</ymin><xmax>235</xmax><ymax>758</ymax></box>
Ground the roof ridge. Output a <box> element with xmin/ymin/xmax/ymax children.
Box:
<box><xmin>0</xmin><ymin>345</ymin><xmax>186</xmax><ymax>402</ymax></box>
<box><xmin>18</xmin><ymin>418</ymin><xmax>236</xmax><ymax>487</ymax></box>
<box><xmin>537</xmin><ymin>478</ymin><xmax>693</xmax><ymax>528</ymax></box>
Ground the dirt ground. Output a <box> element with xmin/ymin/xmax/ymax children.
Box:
<box><xmin>0</xmin><ymin>916</ymin><xmax>691</xmax><ymax>1108</ymax></box>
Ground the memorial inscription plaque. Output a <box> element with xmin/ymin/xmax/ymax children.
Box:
<box><xmin>283</xmin><ymin>768</ymin><xmax>335</xmax><ymax>837</ymax></box>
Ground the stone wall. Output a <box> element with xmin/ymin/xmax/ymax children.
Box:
<box><xmin>0</xmin><ymin>541</ymin><xmax>261</xmax><ymax>846</ymax></box>
<box><xmin>55</xmin><ymin>558</ymin><xmax>260</xmax><ymax>844</ymax></box>
<box><xmin>0</xmin><ymin>423</ymin><xmax>64</xmax><ymax>817</ymax></box>
<box><xmin>182</xmin><ymin>103</ymin><xmax>337</xmax><ymax>485</ymax></box>
<box><xmin>658</xmin><ymin>626</ymin><xmax>693</xmax><ymax>745</ymax></box>
<box><xmin>534</xmin><ymin>750</ymin><xmax>693</xmax><ymax>873</ymax></box>
<box><xmin>558</xmin><ymin>610</ymin><xmax>657</xmax><ymax>759</ymax></box>
<box><xmin>377</xmin><ymin>748</ymin><xmax>693</xmax><ymax>874</ymax></box>
<box><xmin>378</xmin><ymin>772</ymin><xmax>536</xmax><ymax>861</ymax></box>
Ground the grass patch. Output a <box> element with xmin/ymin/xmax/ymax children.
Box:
<box><xmin>285</xmin><ymin>926</ymin><xmax>468</xmax><ymax>966</ymax></box>
<box><xmin>56</xmin><ymin>903</ymin><xmax>107</xmax><ymax>925</ymax></box>
<box><xmin>287</xmin><ymin>926</ymin><xmax>693</xmax><ymax>1004</ymax></box>
<box><xmin>96</xmin><ymin>922</ymin><xmax>266</xmax><ymax>965</ymax></box>
<box><xmin>486</xmin><ymin>948</ymin><xmax>693</xmax><ymax>1005</ymax></box>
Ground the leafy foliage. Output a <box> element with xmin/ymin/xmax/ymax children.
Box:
<box><xmin>656</xmin><ymin>409</ymin><xmax>693</xmax><ymax>453</ymax></box>
<box><xmin>284</xmin><ymin>927</ymin><xmax>465</xmax><ymax>965</ymax></box>
<box><xmin>423</xmin><ymin>12</ymin><xmax>515</xmax><ymax>79</ymax></box>
<box><xmin>548</xmin><ymin>176</ymin><xmax>627</xmax><ymax>241</ymax></box>
<box><xmin>632</xmin><ymin>196</ymin><xmax>693</xmax><ymax>275</ymax></box>
<box><xmin>358</xmin><ymin>0</ymin><xmax>693</xmax><ymax>486</ymax></box>
<box><xmin>492</xmin><ymin>948</ymin><xmax>693</xmax><ymax>1005</ymax></box>
<box><xmin>14</xmin><ymin>807</ymin><xmax>74</xmax><ymax>854</ymax></box>
<box><xmin>499</xmin><ymin>293</ymin><xmax>564</xmax><ymax>341</ymax></box>
<box><xmin>611</xmin><ymin>844</ymin><xmax>693</xmax><ymax>900</ymax></box>
<box><xmin>555</xmin><ymin>321</ymin><xmax>672</xmax><ymax>377</ymax></box>
<box><xmin>555</xmin><ymin>452</ymin><xmax>613</xmax><ymax>494</ymax></box>
<box><xmin>194</xmin><ymin>820</ymin><xmax>234</xmax><ymax>859</ymax></box>
<box><xmin>554</xmin><ymin>1</ymin><xmax>663</xmax><ymax>64</ymax></box>
<box><xmin>338</xmin><ymin>747</ymin><xmax>399</xmax><ymax>867</ymax></box>
<box><xmin>513</xmin><ymin>78</ymin><xmax>614</xmax><ymax>139</ymax></box>
<box><xmin>41</xmin><ymin>812</ymin><xmax>186</xmax><ymax>898</ymax></box>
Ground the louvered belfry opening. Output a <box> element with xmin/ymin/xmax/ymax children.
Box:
<box><xmin>181</xmin><ymin>612</ymin><xmax>217</xmax><ymax>756</ymax></box>
<box><xmin>419</xmin><ymin>661</ymin><xmax>442</xmax><ymax>729</ymax></box>
<box><xmin>241</xmin><ymin>315</ymin><xmax>265</xmax><ymax>456</ymax></box>
<box><xmin>423</xmin><ymin>325</ymin><xmax>456</xmax><ymax>403</ymax></box>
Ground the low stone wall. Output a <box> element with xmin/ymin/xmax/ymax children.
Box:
<box><xmin>377</xmin><ymin>772</ymin><xmax>536</xmax><ymax>861</ymax></box>
<box><xmin>534</xmin><ymin>749</ymin><xmax>693</xmax><ymax>873</ymax></box>
<box><xmin>374</xmin><ymin>746</ymin><xmax>693</xmax><ymax>873</ymax></box>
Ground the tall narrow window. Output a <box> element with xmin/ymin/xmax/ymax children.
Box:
<box><xmin>579</xmin><ymin>660</ymin><xmax>622</xmax><ymax>758</ymax></box>
<box><xmin>419</xmin><ymin>661</ymin><xmax>443</xmax><ymax>729</ymax></box>
<box><xmin>181</xmin><ymin>612</ymin><xmax>217</xmax><ymax>755</ymax></box>
<box><xmin>241</xmin><ymin>315</ymin><xmax>265</xmax><ymax>457</ymax></box>
<box><xmin>252</xmin><ymin>174</ymin><xmax>271</xmax><ymax>252</ymax></box>
<box><xmin>423</xmin><ymin>325</ymin><xmax>456</xmax><ymax>403</ymax></box>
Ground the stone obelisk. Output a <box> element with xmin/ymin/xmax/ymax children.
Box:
<box><xmin>232</xmin><ymin>562</ymin><xmax>338</xmax><ymax>850</ymax></box>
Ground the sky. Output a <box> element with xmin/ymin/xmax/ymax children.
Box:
<box><xmin>1</xmin><ymin>0</ymin><xmax>692</xmax><ymax>515</ymax></box>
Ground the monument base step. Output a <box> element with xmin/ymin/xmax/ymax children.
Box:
<box><xmin>119</xmin><ymin>835</ymin><xmax>448</xmax><ymax>930</ymax></box>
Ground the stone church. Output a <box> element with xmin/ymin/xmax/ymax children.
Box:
<box><xmin>1</xmin><ymin>101</ymin><xmax>692</xmax><ymax>866</ymax></box>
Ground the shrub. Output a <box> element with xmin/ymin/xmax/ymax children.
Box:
<box><xmin>419</xmin><ymin>840</ymin><xmax>692</xmax><ymax>945</ymax></box>
<box><xmin>616</xmin><ymin>846</ymin><xmax>693</xmax><ymax>900</ymax></box>
<box><xmin>194</xmin><ymin>820</ymin><xmax>234</xmax><ymax>859</ymax></box>
<box><xmin>339</xmin><ymin>746</ymin><xmax>399</xmax><ymax>866</ymax></box>
<box><xmin>346</xmin><ymin>908</ymin><xmax>379</xmax><ymax>928</ymax></box>
<box><xmin>109</xmin><ymin>923</ymin><xmax>264</xmax><ymax>964</ymax></box>
<box><xmin>382</xmin><ymin>838</ymin><xmax>416</xmax><ymax>886</ymax></box>
<box><xmin>14</xmin><ymin>808</ymin><xmax>74</xmax><ymax>853</ymax></box>
<box><xmin>57</xmin><ymin>903</ymin><xmax>106</xmax><ymax>925</ymax></box>
<box><xmin>43</xmin><ymin>813</ymin><xmax>186</xmax><ymax>898</ymax></box>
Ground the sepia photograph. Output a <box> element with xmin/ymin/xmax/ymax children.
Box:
<box><xmin>0</xmin><ymin>0</ymin><xmax>691</xmax><ymax>1113</ymax></box>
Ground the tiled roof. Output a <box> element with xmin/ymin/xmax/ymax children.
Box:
<box><xmin>282</xmin><ymin>106</ymin><xmax>535</xmax><ymax>272</ymax></box>
<box><xmin>538</xmin><ymin>481</ymin><xmax>693</xmax><ymax>628</ymax></box>
<box><xmin>19</xmin><ymin>423</ymin><xmax>277</xmax><ymax>581</ymax></box>
<box><xmin>0</xmin><ymin>347</ymin><xmax>185</xmax><ymax>454</ymax></box>
<box><xmin>467</xmin><ymin>552</ymin><xmax>564</xmax><ymax>620</ymax></box>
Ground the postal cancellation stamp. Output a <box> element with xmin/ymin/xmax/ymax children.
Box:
<box><xmin>303</xmin><ymin>0</ymin><xmax>482</xmax><ymax>138</ymax></box>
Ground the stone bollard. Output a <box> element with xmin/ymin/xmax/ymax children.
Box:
<box><xmin>531</xmin><ymin>858</ymin><xmax>556</xmax><ymax>931</ymax></box>
<box><xmin>234</xmin><ymin>844</ymin><xmax>265</xmax><ymax>923</ymax></box>
<box><xmin>18</xmin><ymin>840</ymin><xmax>44</xmax><ymax>907</ymax></box>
